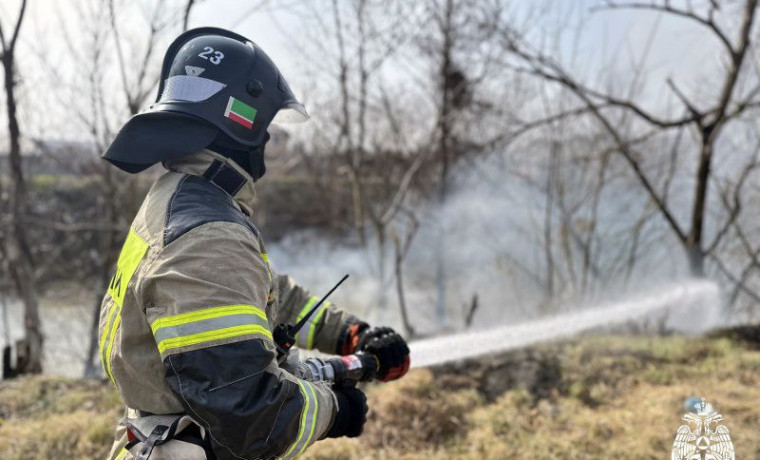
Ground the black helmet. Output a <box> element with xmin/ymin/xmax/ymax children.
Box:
<box><xmin>102</xmin><ymin>27</ymin><xmax>307</xmax><ymax>174</ymax></box>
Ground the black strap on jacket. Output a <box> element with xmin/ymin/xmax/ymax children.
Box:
<box><xmin>202</xmin><ymin>160</ymin><xmax>247</xmax><ymax>197</ymax></box>
<box><xmin>132</xmin><ymin>425</ymin><xmax>168</xmax><ymax>460</ymax></box>
<box><xmin>125</xmin><ymin>418</ymin><xmax>216</xmax><ymax>460</ymax></box>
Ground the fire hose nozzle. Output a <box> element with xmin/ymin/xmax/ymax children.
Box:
<box><xmin>297</xmin><ymin>353</ymin><xmax>379</xmax><ymax>386</ymax></box>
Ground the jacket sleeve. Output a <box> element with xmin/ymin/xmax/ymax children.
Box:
<box><xmin>139</xmin><ymin>222</ymin><xmax>336</xmax><ymax>460</ymax></box>
<box><xmin>274</xmin><ymin>274</ymin><xmax>368</xmax><ymax>355</ymax></box>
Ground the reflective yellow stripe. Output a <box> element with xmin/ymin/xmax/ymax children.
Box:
<box><xmin>296</xmin><ymin>382</ymin><xmax>319</xmax><ymax>457</ymax></box>
<box><xmin>151</xmin><ymin>304</ymin><xmax>271</xmax><ymax>355</ymax></box>
<box><xmin>99</xmin><ymin>300</ymin><xmax>119</xmax><ymax>378</ymax></box>
<box><xmin>114</xmin><ymin>447</ymin><xmax>129</xmax><ymax>460</ymax></box>
<box><xmin>279</xmin><ymin>381</ymin><xmax>318</xmax><ymax>459</ymax></box>
<box><xmin>156</xmin><ymin>324</ymin><xmax>272</xmax><ymax>354</ymax></box>
<box><xmin>104</xmin><ymin>310</ymin><xmax>122</xmax><ymax>385</ymax></box>
<box><xmin>108</xmin><ymin>229</ymin><xmax>149</xmax><ymax>308</ymax></box>
<box><xmin>260</xmin><ymin>252</ymin><xmax>272</xmax><ymax>281</ymax></box>
<box><xmin>295</xmin><ymin>297</ymin><xmax>329</xmax><ymax>349</ymax></box>
<box><xmin>101</xmin><ymin>229</ymin><xmax>148</xmax><ymax>385</ymax></box>
<box><xmin>151</xmin><ymin>304</ymin><xmax>266</xmax><ymax>333</ymax></box>
<box><xmin>306</xmin><ymin>303</ymin><xmax>328</xmax><ymax>349</ymax></box>
<box><xmin>295</xmin><ymin>297</ymin><xmax>317</xmax><ymax>348</ymax></box>
<box><xmin>296</xmin><ymin>297</ymin><xmax>318</xmax><ymax>322</ymax></box>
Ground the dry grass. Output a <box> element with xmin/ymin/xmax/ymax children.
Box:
<box><xmin>0</xmin><ymin>376</ymin><xmax>121</xmax><ymax>459</ymax></box>
<box><xmin>3</xmin><ymin>334</ymin><xmax>760</xmax><ymax>459</ymax></box>
<box><xmin>306</xmin><ymin>334</ymin><xmax>760</xmax><ymax>459</ymax></box>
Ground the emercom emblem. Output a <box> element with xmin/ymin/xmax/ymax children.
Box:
<box><xmin>671</xmin><ymin>398</ymin><xmax>734</xmax><ymax>460</ymax></box>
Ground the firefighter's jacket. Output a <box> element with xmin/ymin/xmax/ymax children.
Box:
<box><xmin>98</xmin><ymin>149</ymin><xmax>359</xmax><ymax>459</ymax></box>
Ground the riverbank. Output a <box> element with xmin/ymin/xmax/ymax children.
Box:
<box><xmin>1</xmin><ymin>331</ymin><xmax>759</xmax><ymax>459</ymax></box>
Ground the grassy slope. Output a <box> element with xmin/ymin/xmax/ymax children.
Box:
<box><xmin>1</xmin><ymin>333</ymin><xmax>759</xmax><ymax>459</ymax></box>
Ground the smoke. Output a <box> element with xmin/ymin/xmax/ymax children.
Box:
<box><xmin>267</xmin><ymin>150</ymin><xmax>716</xmax><ymax>335</ymax></box>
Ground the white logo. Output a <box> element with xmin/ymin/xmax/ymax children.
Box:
<box><xmin>671</xmin><ymin>398</ymin><xmax>734</xmax><ymax>460</ymax></box>
<box><xmin>185</xmin><ymin>66</ymin><xmax>205</xmax><ymax>77</ymax></box>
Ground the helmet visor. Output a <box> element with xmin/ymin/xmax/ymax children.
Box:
<box><xmin>271</xmin><ymin>101</ymin><xmax>310</xmax><ymax>124</ymax></box>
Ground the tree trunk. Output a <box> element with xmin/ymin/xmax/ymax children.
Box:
<box><xmin>83</xmin><ymin>168</ymin><xmax>118</xmax><ymax>378</ymax></box>
<box><xmin>433</xmin><ymin>0</ymin><xmax>455</xmax><ymax>329</ymax></box>
<box><xmin>392</xmin><ymin>233</ymin><xmax>416</xmax><ymax>338</ymax></box>
<box><xmin>377</xmin><ymin>228</ymin><xmax>388</xmax><ymax>315</ymax></box>
<box><xmin>83</xmin><ymin>286</ymin><xmax>106</xmax><ymax>378</ymax></box>
<box><xmin>3</xmin><ymin>52</ymin><xmax>43</xmax><ymax>374</ymax></box>
<box><xmin>686</xmin><ymin>244</ymin><xmax>705</xmax><ymax>278</ymax></box>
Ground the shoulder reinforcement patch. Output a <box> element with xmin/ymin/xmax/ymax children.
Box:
<box><xmin>164</xmin><ymin>175</ymin><xmax>258</xmax><ymax>246</ymax></box>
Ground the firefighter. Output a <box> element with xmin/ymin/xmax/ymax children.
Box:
<box><xmin>98</xmin><ymin>27</ymin><xmax>410</xmax><ymax>460</ymax></box>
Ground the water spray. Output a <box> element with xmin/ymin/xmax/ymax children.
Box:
<box><xmin>408</xmin><ymin>280</ymin><xmax>720</xmax><ymax>369</ymax></box>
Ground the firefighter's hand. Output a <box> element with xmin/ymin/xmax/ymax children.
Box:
<box><xmin>357</xmin><ymin>327</ymin><xmax>410</xmax><ymax>382</ymax></box>
<box><xmin>325</xmin><ymin>386</ymin><xmax>368</xmax><ymax>438</ymax></box>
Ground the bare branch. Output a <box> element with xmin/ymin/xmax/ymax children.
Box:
<box><xmin>705</xmin><ymin>156</ymin><xmax>760</xmax><ymax>254</ymax></box>
<box><xmin>666</xmin><ymin>78</ymin><xmax>702</xmax><ymax>122</ymax></box>
<box><xmin>510</xmin><ymin>64</ymin><xmax>702</xmax><ymax>129</ymax></box>
<box><xmin>710</xmin><ymin>253</ymin><xmax>760</xmax><ymax>305</ymax></box>
<box><xmin>708</xmin><ymin>0</ymin><xmax>758</xmax><ymax>132</ymax></box>
<box><xmin>108</xmin><ymin>0</ymin><xmax>134</xmax><ymax>113</ymax></box>
<box><xmin>503</xmin><ymin>38</ymin><xmax>689</xmax><ymax>242</ymax></box>
<box><xmin>594</xmin><ymin>1</ymin><xmax>734</xmax><ymax>54</ymax></box>
<box><xmin>182</xmin><ymin>0</ymin><xmax>196</xmax><ymax>31</ymax></box>
<box><xmin>0</xmin><ymin>0</ymin><xmax>27</xmax><ymax>53</ymax></box>
<box><xmin>8</xmin><ymin>0</ymin><xmax>27</xmax><ymax>52</ymax></box>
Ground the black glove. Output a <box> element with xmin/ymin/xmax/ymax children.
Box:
<box><xmin>357</xmin><ymin>327</ymin><xmax>410</xmax><ymax>382</ymax></box>
<box><xmin>325</xmin><ymin>386</ymin><xmax>368</xmax><ymax>439</ymax></box>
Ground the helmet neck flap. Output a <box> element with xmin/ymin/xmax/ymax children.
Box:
<box><xmin>208</xmin><ymin>130</ymin><xmax>269</xmax><ymax>181</ymax></box>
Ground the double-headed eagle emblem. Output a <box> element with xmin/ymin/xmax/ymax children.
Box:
<box><xmin>671</xmin><ymin>398</ymin><xmax>734</xmax><ymax>460</ymax></box>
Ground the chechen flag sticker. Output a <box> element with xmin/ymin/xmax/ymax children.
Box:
<box><xmin>224</xmin><ymin>96</ymin><xmax>257</xmax><ymax>129</ymax></box>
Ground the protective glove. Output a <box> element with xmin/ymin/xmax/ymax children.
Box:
<box><xmin>324</xmin><ymin>386</ymin><xmax>368</xmax><ymax>438</ymax></box>
<box><xmin>357</xmin><ymin>326</ymin><xmax>410</xmax><ymax>382</ymax></box>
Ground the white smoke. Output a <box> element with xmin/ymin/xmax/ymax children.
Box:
<box><xmin>267</xmin><ymin>150</ymin><xmax>721</xmax><ymax>336</ymax></box>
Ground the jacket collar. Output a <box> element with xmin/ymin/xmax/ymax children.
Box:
<box><xmin>164</xmin><ymin>149</ymin><xmax>257</xmax><ymax>216</ymax></box>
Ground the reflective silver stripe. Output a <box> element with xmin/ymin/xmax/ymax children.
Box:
<box><xmin>152</xmin><ymin>313</ymin><xmax>269</xmax><ymax>345</ymax></box>
<box><xmin>280</xmin><ymin>381</ymin><xmax>319</xmax><ymax>459</ymax></box>
<box><xmin>160</xmin><ymin>75</ymin><xmax>226</xmax><ymax>102</ymax></box>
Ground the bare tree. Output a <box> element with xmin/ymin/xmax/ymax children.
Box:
<box><xmin>499</xmin><ymin>0</ymin><xmax>760</xmax><ymax>280</ymax></box>
<box><xmin>295</xmin><ymin>0</ymin><xmax>428</xmax><ymax>317</ymax></box>
<box><xmin>0</xmin><ymin>0</ymin><xmax>42</xmax><ymax>374</ymax></box>
<box><xmin>292</xmin><ymin>0</ymin><xmax>514</xmax><ymax>327</ymax></box>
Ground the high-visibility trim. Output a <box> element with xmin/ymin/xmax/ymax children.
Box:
<box><xmin>156</xmin><ymin>324</ymin><xmax>272</xmax><ymax>354</ymax></box>
<box><xmin>104</xmin><ymin>311</ymin><xmax>122</xmax><ymax>385</ymax></box>
<box><xmin>260</xmin><ymin>252</ymin><xmax>272</xmax><ymax>281</ymax></box>
<box><xmin>99</xmin><ymin>300</ymin><xmax>119</xmax><ymax>381</ymax></box>
<box><xmin>279</xmin><ymin>381</ymin><xmax>319</xmax><ymax>459</ymax></box>
<box><xmin>150</xmin><ymin>304</ymin><xmax>271</xmax><ymax>355</ymax></box>
<box><xmin>114</xmin><ymin>447</ymin><xmax>130</xmax><ymax>460</ymax></box>
<box><xmin>107</xmin><ymin>229</ymin><xmax>149</xmax><ymax>308</ymax></box>
<box><xmin>295</xmin><ymin>297</ymin><xmax>329</xmax><ymax>349</ymax></box>
<box><xmin>297</xmin><ymin>382</ymin><xmax>319</xmax><ymax>457</ymax></box>
<box><xmin>101</xmin><ymin>229</ymin><xmax>148</xmax><ymax>386</ymax></box>
<box><xmin>151</xmin><ymin>304</ymin><xmax>267</xmax><ymax>332</ymax></box>
<box><xmin>153</xmin><ymin>313</ymin><xmax>268</xmax><ymax>344</ymax></box>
